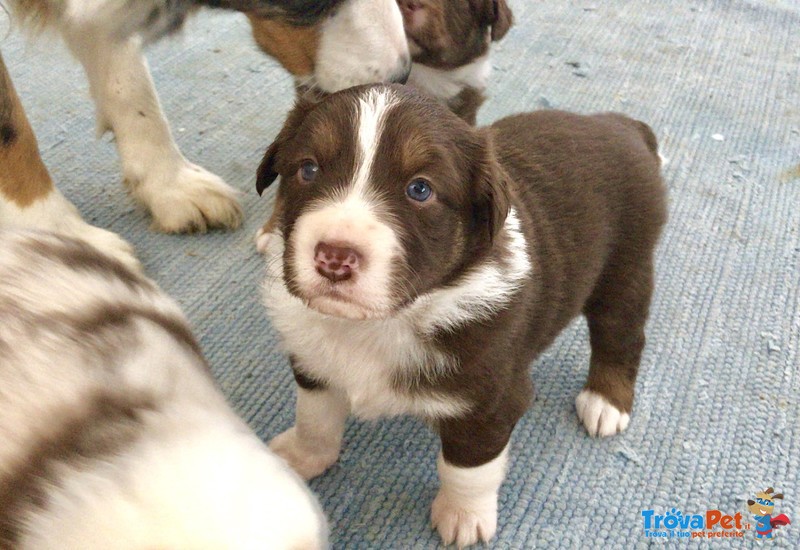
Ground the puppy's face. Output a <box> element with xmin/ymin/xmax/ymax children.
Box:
<box><xmin>397</xmin><ymin>0</ymin><xmax>513</xmax><ymax>68</ymax></box>
<box><xmin>249</xmin><ymin>0</ymin><xmax>411</xmax><ymax>93</ymax></box>
<box><xmin>258</xmin><ymin>85</ymin><xmax>508</xmax><ymax>320</ymax></box>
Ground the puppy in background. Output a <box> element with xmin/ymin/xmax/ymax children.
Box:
<box><xmin>256</xmin><ymin>84</ymin><xmax>666</xmax><ymax>547</ymax></box>
<box><xmin>399</xmin><ymin>0</ymin><xmax>513</xmax><ymax>124</ymax></box>
<box><xmin>0</xmin><ymin>231</ymin><xmax>326</xmax><ymax>549</ymax></box>
<box><xmin>254</xmin><ymin>0</ymin><xmax>511</xmax><ymax>251</ymax></box>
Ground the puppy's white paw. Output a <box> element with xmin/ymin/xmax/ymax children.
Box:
<box><xmin>129</xmin><ymin>162</ymin><xmax>243</xmax><ymax>233</ymax></box>
<box><xmin>269</xmin><ymin>427</ymin><xmax>338</xmax><ymax>480</ymax></box>
<box><xmin>255</xmin><ymin>225</ymin><xmax>276</xmax><ymax>254</ymax></box>
<box><xmin>431</xmin><ymin>489</ymin><xmax>497</xmax><ymax>548</ymax></box>
<box><xmin>575</xmin><ymin>389</ymin><xmax>630</xmax><ymax>437</ymax></box>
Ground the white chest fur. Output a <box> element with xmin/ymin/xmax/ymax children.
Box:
<box><xmin>263</xmin><ymin>256</ymin><xmax>466</xmax><ymax>420</ymax></box>
<box><xmin>262</xmin><ymin>210</ymin><xmax>530</xmax><ymax>421</ymax></box>
<box><xmin>407</xmin><ymin>54</ymin><xmax>492</xmax><ymax>101</ymax></box>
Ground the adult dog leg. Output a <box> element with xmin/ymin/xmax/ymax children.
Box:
<box><xmin>61</xmin><ymin>30</ymin><xmax>243</xmax><ymax>233</ymax></box>
<box><xmin>0</xmin><ymin>51</ymin><xmax>138</xmax><ymax>270</ymax></box>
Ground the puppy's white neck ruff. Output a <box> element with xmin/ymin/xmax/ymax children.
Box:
<box><xmin>262</xmin><ymin>209</ymin><xmax>530</xmax><ymax>420</ymax></box>
<box><xmin>403</xmin><ymin>208</ymin><xmax>531</xmax><ymax>335</ymax></box>
<box><xmin>408</xmin><ymin>54</ymin><xmax>492</xmax><ymax>101</ymax></box>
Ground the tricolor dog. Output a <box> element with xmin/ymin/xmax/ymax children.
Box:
<box><xmin>0</xmin><ymin>0</ymin><xmax>409</xmax><ymax>269</ymax></box>
<box><xmin>257</xmin><ymin>84</ymin><xmax>667</xmax><ymax>546</ymax></box>
<box><xmin>399</xmin><ymin>0</ymin><xmax>513</xmax><ymax>124</ymax></box>
<box><xmin>0</xmin><ymin>230</ymin><xmax>326</xmax><ymax>549</ymax></box>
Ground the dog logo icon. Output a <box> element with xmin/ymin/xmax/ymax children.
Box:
<box><xmin>747</xmin><ymin>488</ymin><xmax>791</xmax><ymax>539</ymax></box>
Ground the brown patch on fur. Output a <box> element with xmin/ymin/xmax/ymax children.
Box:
<box><xmin>400</xmin><ymin>0</ymin><xmax>513</xmax><ymax>69</ymax></box>
<box><xmin>5</xmin><ymin>0</ymin><xmax>60</xmax><ymax>30</ymax></box>
<box><xmin>448</xmin><ymin>86</ymin><xmax>485</xmax><ymax>126</ymax></box>
<box><xmin>0</xmin><ymin>393</ymin><xmax>156</xmax><ymax>547</ymax></box>
<box><xmin>0</xmin><ymin>52</ymin><xmax>54</xmax><ymax>207</ymax></box>
<box><xmin>248</xmin><ymin>14</ymin><xmax>319</xmax><ymax>77</ymax></box>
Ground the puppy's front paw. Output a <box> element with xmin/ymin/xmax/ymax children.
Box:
<box><xmin>129</xmin><ymin>162</ymin><xmax>243</xmax><ymax>233</ymax></box>
<box><xmin>269</xmin><ymin>427</ymin><xmax>338</xmax><ymax>480</ymax></box>
<box><xmin>255</xmin><ymin>225</ymin><xmax>276</xmax><ymax>254</ymax></box>
<box><xmin>431</xmin><ymin>489</ymin><xmax>497</xmax><ymax>548</ymax></box>
<box><xmin>575</xmin><ymin>389</ymin><xmax>630</xmax><ymax>437</ymax></box>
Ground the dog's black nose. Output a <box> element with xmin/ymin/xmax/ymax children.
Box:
<box><xmin>389</xmin><ymin>56</ymin><xmax>413</xmax><ymax>85</ymax></box>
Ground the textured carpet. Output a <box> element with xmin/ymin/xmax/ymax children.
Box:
<box><xmin>2</xmin><ymin>0</ymin><xmax>799</xmax><ymax>547</ymax></box>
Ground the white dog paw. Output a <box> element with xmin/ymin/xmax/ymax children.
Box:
<box><xmin>129</xmin><ymin>162</ymin><xmax>243</xmax><ymax>233</ymax></box>
<box><xmin>431</xmin><ymin>489</ymin><xmax>497</xmax><ymax>548</ymax></box>
<box><xmin>575</xmin><ymin>389</ymin><xmax>630</xmax><ymax>437</ymax></box>
<box><xmin>255</xmin><ymin>225</ymin><xmax>276</xmax><ymax>254</ymax></box>
<box><xmin>269</xmin><ymin>427</ymin><xmax>338</xmax><ymax>480</ymax></box>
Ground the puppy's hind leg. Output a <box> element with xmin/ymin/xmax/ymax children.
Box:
<box><xmin>576</xmin><ymin>251</ymin><xmax>656</xmax><ymax>437</ymax></box>
<box><xmin>61</xmin><ymin>28</ymin><xmax>243</xmax><ymax>233</ymax></box>
<box><xmin>0</xmin><ymin>52</ymin><xmax>138</xmax><ymax>270</ymax></box>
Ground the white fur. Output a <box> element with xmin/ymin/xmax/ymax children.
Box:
<box><xmin>265</xmin><ymin>245</ymin><xmax>468</xmax><ymax>421</ymax></box>
<box><xmin>20</xmin><ymin>403</ymin><xmax>327</xmax><ymax>550</ymax></box>
<box><xmin>408</xmin><ymin>54</ymin><xmax>492</xmax><ymax>101</ymax></box>
<box><xmin>0</xmin><ymin>191</ymin><xmax>139</xmax><ymax>271</ymax></box>
<box><xmin>406</xmin><ymin>208</ymin><xmax>531</xmax><ymax>335</ymax></box>
<box><xmin>313</xmin><ymin>0</ymin><xmax>410</xmax><ymax>92</ymax></box>
<box><xmin>269</xmin><ymin>387</ymin><xmax>350</xmax><ymax>479</ymax></box>
<box><xmin>264</xmin><ymin>208</ymin><xmax>530</xmax><ymax>422</ymax></box>
<box><xmin>575</xmin><ymin>389</ymin><xmax>631</xmax><ymax>437</ymax></box>
<box><xmin>0</xmin><ymin>232</ymin><xmax>326</xmax><ymax>549</ymax></box>
<box><xmin>431</xmin><ymin>445</ymin><xmax>509</xmax><ymax>548</ymax></box>
<box><xmin>288</xmin><ymin>89</ymin><xmax>402</xmax><ymax>320</ymax></box>
<box><xmin>61</xmin><ymin>29</ymin><xmax>243</xmax><ymax>233</ymax></box>
<box><xmin>352</xmin><ymin>88</ymin><xmax>399</xmax><ymax>196</ymax></box>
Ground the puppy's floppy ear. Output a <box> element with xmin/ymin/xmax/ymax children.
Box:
<box><xmin>490</xmin><ymin>0</ymin><xmax>514</xmax><ymax>41</ymax></box>
<box><xmin>470</xmin><ymin>130</ymin><xmax>510</xmax><ymax>244</ymax></box>
<box><xmin>256</xmin><ymin>97</ymin><xmax>315</xmax><ymax>196</ymax></box>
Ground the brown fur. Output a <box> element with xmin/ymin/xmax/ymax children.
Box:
<box><xmin>400</xmin><ymin>0</ymin><xmax>512</xmax><ymax>69</ymax></box>
<box><xmin>399</xmin><ymin>0</ymin><xmax>513</xmax><ymax>125</ymax></box>
<box><xmin>257</xmin><ymin>85</ymin><xmax>667</xmax><ymax>468</ymax></box>
<box><xmin>248</xmin><ymin>15</ymin><xmax>319</xmax><ymax>77</ymax></box>
<box><xmin>0</xmin><ymin>53</ymin><xmax>55</xmax><ymax>207</ymax></box>
<box><xmin>0</xmin><ymin>394</ymin><xmax>155</xmax><ymax>548</ymax></box>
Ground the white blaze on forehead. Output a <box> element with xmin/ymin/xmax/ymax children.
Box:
<box><xmin>351</xmin><ymin>88</ymin><xmax>399</xmax><ymax>198</ymax></box>
<box><xmin>286</xmin><ymin>88</ymin><xmax>403</xmax><ymax>319</ymax></box>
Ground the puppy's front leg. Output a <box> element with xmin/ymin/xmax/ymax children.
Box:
<box><xmin>270</xmin><ymin>368</ymin><xmax>349</xmax><ymax>480</ymax></box>
<box><xmin>61</xmin><ymin>29</ymin><xmax>242</xmax><ymax>233</ymax></box>
<box><xmin>433</xmin><ymin>418</ymin><xmax>512</xmax><ymax>548</ymax></box>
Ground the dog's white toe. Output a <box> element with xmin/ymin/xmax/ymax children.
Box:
<box><xmin>129</xmin><ymin>162</ymin><xmax>242</xmax><ymax>233</ymax></box>
<box><xmin>269</xmin><ymin>427</ymin><xmax>338</xmax><ymax>481</ymax></box>
<box><xmin>255</xmin><ymin>226</ymin><xmax>275</xmax><ymax>254</ymax></box>
<box><xmin>575</xmin><ymin>389</ymin><xmax>630</xmax><ymax>437</ymax></box>
<box><xmin>431</xmin><ymin>489</ymin><xmax>497</xmax><ymax>548</ymax></box>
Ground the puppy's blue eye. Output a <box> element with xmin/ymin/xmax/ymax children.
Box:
<box><xmin>406</xmin><ymin>178</ymin><xmax>433</xmax><ymax>202</ymax></box>
<box><xmin>299</xmin><ymin>160</ymin><xmax>319</xmax><ymax>182</ymax></box>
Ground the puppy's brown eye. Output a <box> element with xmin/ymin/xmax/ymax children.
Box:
<box><xmin>298</xmin><ymin>160</ymin><xmax>319</xmax><ymax>182</ymax></box>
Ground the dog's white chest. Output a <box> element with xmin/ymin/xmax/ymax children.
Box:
<box><xmin>263</xmin><ymin>277</ymin><xmax>466</xmax><ymax>420</ymax></box>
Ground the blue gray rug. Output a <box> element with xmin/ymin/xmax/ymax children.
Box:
<box><xmin>2</xmin><ymin>0</ymin><xmax>798</xmax><ymax>547</ymax></box>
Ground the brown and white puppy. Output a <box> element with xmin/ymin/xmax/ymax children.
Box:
<box><xmin>0</xmin><ymin>230</ymin><xmax>327</xmax><ymax>549</ymax></box>
<box><xmin>256</xmin><ymin>84</ymin><xmax>667</xmax><ymax>547</ymax></box>
<box><xmin>399</xmin><ymin>0</ymin><xmax>513</xmax><ymax>124</ymax></box>
<box><xmin>1</xmin><ymin>0</ymin><xmax>408</xmax><ymax>269</ymax></box>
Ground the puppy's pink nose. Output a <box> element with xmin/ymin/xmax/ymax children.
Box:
<box><xmin>314</xmin><ymin>242</ymin><xmax>361</xmax><ymax>283</ymax></box>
